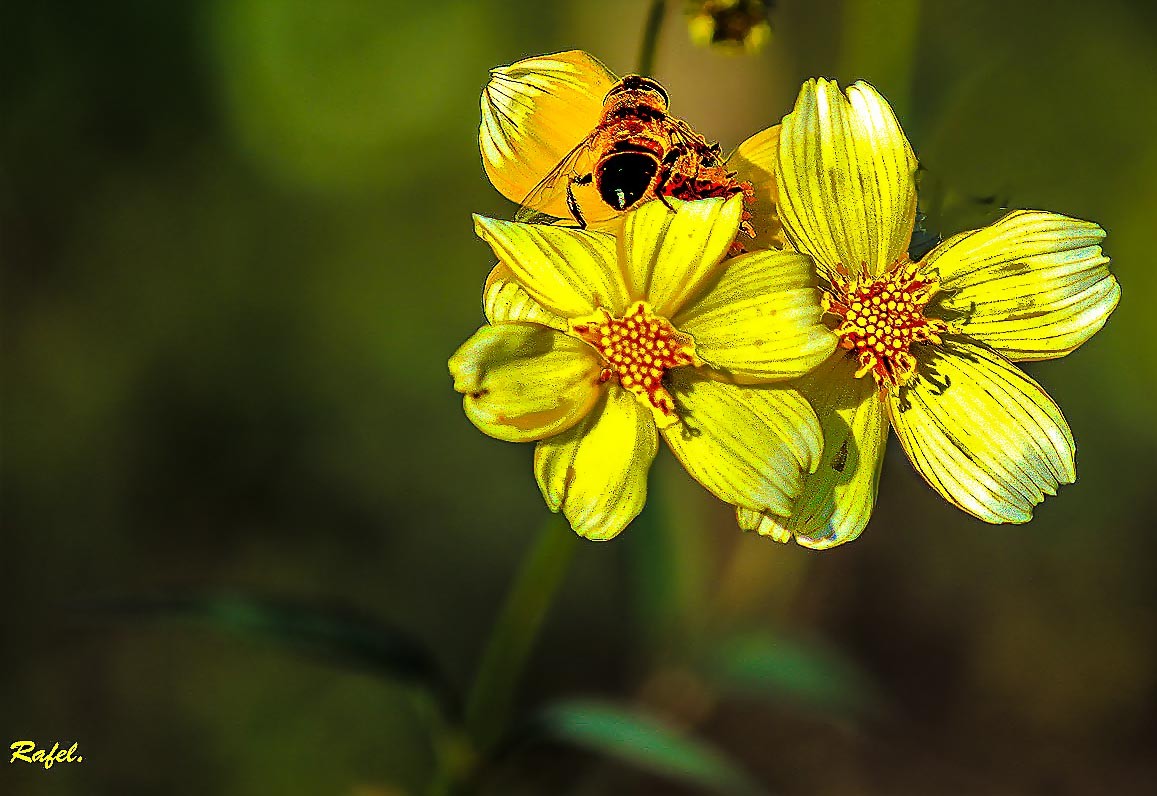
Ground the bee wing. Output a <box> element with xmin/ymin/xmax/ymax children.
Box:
<box><xmin>514</xmin><ymin>133</ymin><xmax>600</xmax><ymax>225</ymax></box>
<box><xmin>665</xmin><ymin>119</ymin><xmax>723</xmax><ymax>167</ymax></box>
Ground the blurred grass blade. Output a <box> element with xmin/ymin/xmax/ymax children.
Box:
<box><xmin>838</xmin><ymin>0</ymin><xmax>920</xmax><ymax>122</ymax></box>
<box><xmin>534</xmin><ymin>699</ymin><xmax>763</xmax><ymax>795</ymax></box>
<box><xmin>98</xmin><ymin>594</ymin><xmax>459</xmax><ymax>714</ymax></box>
<box><xmin>703</xmin><ymin>632</ymin><xmax>883</xmax><ymax>718</ymax></box>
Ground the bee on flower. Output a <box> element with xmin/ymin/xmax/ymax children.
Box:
<box><xmin>479</xmin><ymin>50</ymin><xmax>787</xmax><ymax>251</ymax></box>
<box><xmin>449</xmin><ymin>197</ymin><xmax>836</xmax><ymax>540</ymax></box>
<box><xmin>741</xmin><ymin>78</ymin><xmax>1120</xmax><ymax>546</ymax></box>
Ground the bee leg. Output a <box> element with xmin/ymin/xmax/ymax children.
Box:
<box><xmin>654</xmin><ymin>168</ymin><xmax>677</xmax><ymax>211</ymax></box>
<box><xmin>656</xmin><ymin>144</ymin><xmax>692</xmax><ymax>207</ymax></box>
<box><xmin>662</xmin><ymin>145</ymin><xmax>689</xmax><ymax>176</ymax></box>
<box><xmin>566</xmin><ymin>176</ymin><xmax>589</xmax><ymax>229</ymax></box>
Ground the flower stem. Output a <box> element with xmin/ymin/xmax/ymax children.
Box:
<box><xmin>838</xmin><ymin>0</ymin><xmax>921</xmax><ymax>121</ymax></box>
<box><xmin>463</xmin><ymin>517</ymin><xmax>577</xmax><ymax>754</ymax></box>
<box><xmin>433</xmin><ymin>8</ymin><xmax>674</xmax><ymax>790</ymax></box>
<box><xmin>636</xmin><ymin>0</ymin><xmax>668</xmax><ymax>76</ymax></box>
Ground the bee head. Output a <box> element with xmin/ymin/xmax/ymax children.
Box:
<box><xmin>604</xmin><ymin>75</ymin><xmax>669</xmax><ymax>110</ymax></box>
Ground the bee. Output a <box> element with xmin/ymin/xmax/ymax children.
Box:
<box><xmin>516</xmin><ymin>75</ymin><xmax>754</xmax><ymax>236</ymax></box>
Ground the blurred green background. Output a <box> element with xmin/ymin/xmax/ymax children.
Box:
<box><xmin>3</xmin><ymin>0</ymin><xmax>1156</xmax><ymax>793</ymax></box>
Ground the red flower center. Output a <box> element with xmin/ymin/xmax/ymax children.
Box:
<box><xmin>571</xmin><ymin>302</ymin><xmax>697</xmax><ymax>422</ymax></box>
<box><xmin>824</xmin><ymin>259</ymin><xmax>950</xmax><ymax>388</ymax></box>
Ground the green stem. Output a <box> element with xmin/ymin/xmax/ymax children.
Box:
<box><xmin>428</xmin><ymin>519</ymin><xmax>576</xmax><ymax>796</ymax></box>
<box><xmin>838</xmin><ymin>0</ymin><xmax>921</xmax><ymax>121</ymax></box>
<box><xmin>636</xmin><ymin>0</ymin><xmax>668</xmax><ymax>76</ymax></box>
<box><xmin>421</xmin><ymin>695</ymin><xmax>473</xmax><ymax>796</ymax></box>
<box><xmin>431</xmin><ymin>8</ymin><xmax>675</xmax><ymax>791</ymax></box>
<box><xmin>463</xmin><ymin>518</ymin><xmax>577</xmax><ymax>754</ymax></box>
<box><xmin>630</xmin><ymin>456</ymin><xmax>708</xmax><ymax>659</ymax></box>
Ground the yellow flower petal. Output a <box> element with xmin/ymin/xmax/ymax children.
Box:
<box><xmin>924</xmin><ymin>210</ymin><xmax>1119</xmax><ymax>361</ymax></box>
<box><xmin>777</xmin><ymin>79</ymin><xmax>917</xmax><ymax>278</ymax></box>
<box><xmin>735</xmin><ymin>506</ymin><xmax>791</xmax><ymax>543</ymax></box>
<box><xmin>474</xmin><ymin>215</ymin><xmax>629</xmax><ymax>318</ymax></box>
<box><xmin>449</xmin><ymin>324</ymin><xmax>604</xmax><ymax>443</ymax></box>
<box><xmin>886</xmin><ymin>339</ymin><xmax>1075</xmax><ymax>524</ymax></box>
<box><xmin>483</xmin><ymin>263</ymin><xmax>567</xmax><ymax>330</ymax></box>
<box><xmin>480</xmin><ymin>51</ymin><xmax>617</xmax><ymax>213</ymax></box>
<box><xmin>736</xmin><ymin>506</ymin><xmax>761</xmax><ymax>531</ymax></box>
<box><xmin>727</xmin><ymin>124</ymin><xmax>786</xmax><ymax>249</ymax></box>
<box><xmin>535</xmin><ymin>385</ymin><xmax>658</xmax><ymax>540</ymax></box>
<box><xmin>754</xmin><ymin>353</ymin><xmax>889</xmax><ymax>549</ymax></box>
<box><xmin>662</xmin><ymin>370</ymin><xmax>821</xmax><ymax>515</ymax></box>
<box><xmin>622</xmin><ymin>196</ymin><xmax>744</xmax><ymax>317</ymax></box>
<box><xmin>673</xmin><ymin>248</ymin><xmax>836</xmax><ymax>382</ymax></box>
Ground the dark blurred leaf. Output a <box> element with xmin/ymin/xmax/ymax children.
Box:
<box><xmin>533</xmin><ymin>699</ymin><xmax>763</xmax><ymax>795</ymax></box>
<box><xmin>703</xmin><ymin>632</ymin><xmax>882</xmax><ymax>718</ymax></box>
<box><xmin>93</xmin><ymin>594</ymin><xmax>459</xmax><ymax>714</ymax></box>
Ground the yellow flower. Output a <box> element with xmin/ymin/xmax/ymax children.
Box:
<box><xmin>685</xmin><ymin>0</ymin><xmax>774</xmax><ymax>54</ymax></box>
<box><xmin>740</xmin><ymin>78</ymin><xmax>1120</xmax><ymax>546</ymax></box>
<box><xmin>450</xmin><ymin>196</ymin><xmax>836</xmax><ymax>540</ymax></box>
<box><xmin>479</xmin><ymin>50</ymin><xmax>787</xmax><ymax>249</ymax></box>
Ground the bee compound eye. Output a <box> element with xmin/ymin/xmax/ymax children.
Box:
<box><xmin>605</xmin><ymin>75</ymin><xmax>668</xmax><ymax>103</ymax></box>
<box><xmin>605</xmin><ymin>76</ymin><xmax>637</xmax><ymax>102</ymax></box>
<box><xmin>645</xmin><ymin>78</ymin><xmax>669</xmax><ymax>106</ymax></box>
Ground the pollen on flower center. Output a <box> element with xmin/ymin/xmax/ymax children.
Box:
<box><xmin>570</xmin><ymin>302</ymin><xmax>697</xmax><ymax>422</ymax></box>
<box><xmin>824</xmin><ymin>259</ymin><xmax>950</xmax><ymax>388</ymax></box>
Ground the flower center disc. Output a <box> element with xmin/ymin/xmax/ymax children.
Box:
<box><xmin>825</xmin><ymin>260</ymin><xmax>949</xmax><ymax>388</ymax></box>
<box><xmin>571</xmin><ymin>302</ymin><xmax>697</xmax><ymax>424</ymax></box>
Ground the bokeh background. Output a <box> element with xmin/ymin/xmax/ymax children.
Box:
<box><xmin>4</xmin><ymin>0</ymin><xmax>1156</xmax><ymax>793</ymax></box>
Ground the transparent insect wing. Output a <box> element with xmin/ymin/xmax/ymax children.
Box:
<box><xmin>514</xmin><ymin>136</ymin><xmax>598</xmax><ymax>224</ymax></box>
<box><xmin>515</xmin><ymin>136</ymin><xmax>631</xmax><ymax>228</ymax></box>
<box><xmin>666</xmin><ymin>118</ymin><xmax>720</xmax><ymax>162</ymax></box>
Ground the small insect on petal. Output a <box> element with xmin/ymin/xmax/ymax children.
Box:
<box><xmin>512</xmin><ymin>70</ymin><xmax>755</xmax><ymax>241</ymax></box>
<box><xmin>480</xmin><ymin>51</ymin><xmax>617</xmax><ymax>212</ymax></box>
